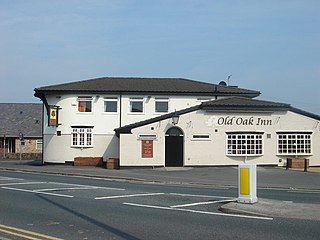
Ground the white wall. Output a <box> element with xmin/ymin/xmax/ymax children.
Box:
<box><xmin>42</xmin><ymin>93</ymin><xmax>215</xmax><ymax>163</ymax></box>
<box><xmin>119</xmin><ymin>110</ymin><xmax>320</xmax><ymax>166</ymax></box>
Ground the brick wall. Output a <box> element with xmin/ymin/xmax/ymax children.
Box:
<box><xmin>74</xmin><ymin>157</ymin><xmax>103</xmax><ymax>166</ymax></box>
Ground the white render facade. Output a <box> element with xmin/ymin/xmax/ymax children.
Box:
<box><xmin>41</xmin><ymin>93</ymin><xmax>220</xmax><ymax>163</ymax></box>
<box><xmin>118</xmin><ymin>107</ymin><xmax>320</xmax><ymax>167</ymax></box>
<box><xmin>35</xmin><ymin>77</ymin><xmax>320</xmax><ymax>166</ymax></box>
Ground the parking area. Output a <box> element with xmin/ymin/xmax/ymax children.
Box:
<box><xmin>0</xmin><ymin>175</ymin><xmax>272</xmax><ymax>221</ymax></box>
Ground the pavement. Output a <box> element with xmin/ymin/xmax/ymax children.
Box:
<box><xmin>1</xmin><ymin>159</ymin><xmax>320</xmax><ymax>221</ymax></box>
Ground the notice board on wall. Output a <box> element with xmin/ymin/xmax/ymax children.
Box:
<box><xmin>141</xmin><ymin>140</ymin><xmax>153</xmax><ymax>158</ymax></box>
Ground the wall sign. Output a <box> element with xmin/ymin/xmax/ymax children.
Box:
<box><xmin>206</xmin><ymin>116</ymin><xmax>274</xmax><ymax>127</ymax></box>
<box><xmin>142</xmin><ymin>140</ymin><xmax>153</xmax><ymax>158</ymax></box>
<box><xmin>48</xmin><ymin>106</ymin><xmax>59</xmax><ymax>126</ymax></box>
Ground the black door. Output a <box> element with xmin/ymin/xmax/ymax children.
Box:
<box><xmin>165</xmin><ymin>127</ymin><xmax>183</xmax><ymax>167</ymax></box>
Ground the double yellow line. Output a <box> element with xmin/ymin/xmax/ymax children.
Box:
<box><xmin>0</xmin><ymin>224</ymin><xmax>63</xmax><ymax>240</ymax></box>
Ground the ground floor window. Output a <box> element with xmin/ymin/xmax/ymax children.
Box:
<box><xmin>72</xmin><ymin>128</ymin><xmax>93</xmax><ymax>147</ymax></box>
<box><xmin>227</xmin><ymin>132</ymin><xmax>263</xmax><ymax>156</ymax></box>
<box><xmin>36</xmin><ymin>139</ymin><xmax>43</xmax><ymax>150</ymax></box>
<box><xmin>277</xmin><ymin>132</ymin><xmax>311</xmax><ymax>155</ymax></box>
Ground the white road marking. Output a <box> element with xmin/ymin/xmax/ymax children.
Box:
<box><xmin>2</xmin><ymin>187</ymin><xmax>74</xmax><ymax>198</ymax></box>
<box><xmin>0</xmin><ymin>177</ymin><xmax>23</xmax><ymax>181</ymax></box>
<box><xmin>170</xmin><ymin>199</ymin><xmax>236</xmax><ymax>208</ymax></box>
<box><xmin>0</xmin><ymin>182</ymin><xmax>46</xmax><ymax>186</ymax></box>
<box><xmin>47</xmin><ymin>182</ymin><xmax>125</xmax><ymax>191</ymax></box>
<box><xmin>95</xmin><ymin>192</ymin><xmax>164</xmax><ymax>200</ymax></box>
<box><xmin>169</xmin><ymin>193</ymin><xmax>232</xmax><ymax>199</ymax></box>
<box><xmin>288</xmin><ymin>190</ymin><xmax>320</xmax><ymax>194</ymax></box>
<box><xmin>34</xmin><ymin>187</ymin><xmax>100</xmax><ymax>192</ymax></box>
<box><xmin>123</xmin><ymin>202</ymin><xmax>273</xmax><ymax>221</ymax></box>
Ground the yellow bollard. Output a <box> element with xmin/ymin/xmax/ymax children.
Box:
<box><xmin>238</xmin><ymin>163</ymin><xmax>257</xmax><ymax>204</ymax></box>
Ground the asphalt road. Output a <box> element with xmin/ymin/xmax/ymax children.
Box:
<box><xmin>1</xmin><ymin>170</ymin><xmax>320</xmax><ymax>240</ymax></box>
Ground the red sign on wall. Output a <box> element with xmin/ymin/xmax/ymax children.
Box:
<box><xmin>142</xmin><ymin>140</ymin><xmax>153</xmax><ymax>158</ymax></box>
<box><xmin>48</xmin><ymin>107</ymin><xmax>58</xmax><ymax>126</ymax></box>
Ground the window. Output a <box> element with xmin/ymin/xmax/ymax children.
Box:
<box><xmin>227</xmin><ymin>133</ymin><xmax>263</xmax><ymax>156</ymax></box>
<box><xmin>277</xmin><ymin>132</ymin><xmax>311</xmax><ymax>155</ymax></box>
<box><xmin>77</xmin><ymin>96</ymin><xmax>92</xmax><ymax>112</ymax></box>
<box><xmin>192</xmin><ymin>134</ymin><xmax>210</xmax><ymax>141</ymax></box>
<box><xmin>138</xmin><ymin>134</ymin><xmax>157</xmax><ymax>140</ymax></box>
<box><xmin>104</xmin><ymin>97</ymin><xmax>118</xmax><ymax>113</ymax></box>
<box><xmin>36</xmin><ymin>139</ymin><xmax>43</xmax><ymax>150</ymax></box>
<box><xmin>155</xmin><ymin>97</ymin><xmax>169</xmax><ymax>113</ymax></box>
<box><xmin>72</xmin><ymin>128</ymin><xmax>93</xmax><ymax>147</ymax></box>
<box><xmin>130</xmin><ymin>97</ymin><xmax>143</xmax><ymax>113</ymax></box>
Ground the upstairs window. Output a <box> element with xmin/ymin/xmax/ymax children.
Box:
<box><xmin>155</xmin><ymin>97</ymin><xmax>169</xmax><ymax>113</ymax></box>
<box><xmin>277</xmin><ymin>132</ymin><xmax>311</xmax><ymax>155</ymax></box>
<box><xmin>72</xmin><ymin>128</ymin><xmax>93</xmax><ymax>147</ymax></box>
<box><xmin>78</xmin><ymin>96</ymin><xmax>92</xmax><ymax>112</ymax></box>
<box><xmin>104</xmin><ymin>97</ymin><xmax>118</xmax><ymax>113</ymax></box>
<box><xmin>130</xmin><ymin>97</ymin><xmax>144</xmax><ymax>113</ymax></box>
<box><xmin>227</xmin><ymin>132</ymin><xmax>263</xmax><ymax>156</ymax></box>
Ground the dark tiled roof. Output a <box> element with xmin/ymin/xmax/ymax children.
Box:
<box><xmin>34</xmin><ymin>77</ymin><xmax>260</xmax><ymax>97</ymax></box>
<box><xmin>0</xmin><ymin>103</ymin><xmax>42</xmax><ymax>137</ymax></box>
<box><xmin>201</xmin><ymin>97</ymin><xmax>291</xmax><ymax>111</ymax></box>
<box><xmin>115</xmin><ymin>97</ymin><xmax>320</xmax><ymax>135</ymax></box>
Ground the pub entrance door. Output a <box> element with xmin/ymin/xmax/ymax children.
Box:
<box><xmin>165</xmin><ymin>127</ymin><xmax>183</xmax><ymax>167</ymax></box>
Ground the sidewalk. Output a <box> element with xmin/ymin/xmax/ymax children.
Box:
<box><xmin>1</xmin><ymin>159</ymin><xmax>320</xmax><ymax>221</ymax></box>
<box><xmin>0</xmin><ymin>159</ymin><xmax>319</xmax><ymax>190</ymax></box>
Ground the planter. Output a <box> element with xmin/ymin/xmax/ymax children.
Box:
<box><xmin>287</xmin><ymin>158</ymin><xmax>309</xmax><ymax>169</ymax></box>
<box><xmin>106</xmin><ymin>158</ymin><xmax>120</xmax><ymax>169</ymax></box>
<box><xmin>74</xmin><ymin>157</ymin><xmax>103</xmax><ymax>166</ymax></box>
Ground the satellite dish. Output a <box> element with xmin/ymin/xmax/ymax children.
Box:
<box><xmin>219</xmin><ymin>81</ymin><xmax>227</xmax><ymax>86</ymax></box>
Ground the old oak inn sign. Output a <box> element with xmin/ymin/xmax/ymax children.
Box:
<box><xmin>214</xmin><ymin>116</ymin><xmax>273</xmax><ymax>126</ymax></box>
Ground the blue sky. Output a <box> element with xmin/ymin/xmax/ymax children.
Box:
<box><xmin>1</xmin><ymin>0</ymin><xmax>319</xmax><ymax>113</ymax></box>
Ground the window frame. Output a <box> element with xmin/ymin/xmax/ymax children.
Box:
<box><xmin>104</xmin><ymin>97</ymin><xmax>118</xmax><ymax>113</ymax></box>
<box><xmin>77</xmin><ymin>96</ymin><xmax>93</xmax><ymax>113</ymax></box>
<box><xmin>191</xmin><ymin>134</ymin><xmax>211</xmax><ymax>141</ymax></box>
<box><xmin>71</xmin><ymin>127</ymin><xmax>93</xmax><ymax>148</ymax></box>
<box><xmin>277</xmin><ymin>132</ymin><xmax>312</xmax><ymax>155</ymax></box>
<box><xmin>155</xmin><ymin>97</ymin><xmax>169</xmax><ymax>113</ymax></box>
<box><xmin>226</xmin><ymin>132</ymin><xmax>264</xmax><ymax>156</ymax></box>
<box><xmin>129</xmin><ymin>97</ymin><xmax>144</xmax><ymax>114</ymax></box>
<box><xmin>138</xmin><ymin>134</ymin><xmax>157</xmax><ymax>140</ymax></box>
<box><xmin>36</xmin><ymin>139</ymin><xmax>43</xmax><ymax>150</ymax></box>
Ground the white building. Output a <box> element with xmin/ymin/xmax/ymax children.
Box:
<box><xmin>34</xmin><ymin>77</ymin><xmax>320</xmax><ymax>167</ymax></box>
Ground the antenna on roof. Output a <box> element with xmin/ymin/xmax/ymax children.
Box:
<box><xmin>227</xmin><ymin>74</ymin><xmax>232</xmax><ymax>86</ymax></box>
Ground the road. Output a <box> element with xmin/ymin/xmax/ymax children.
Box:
<box><xmin>0</xmin><ymin>170</ymin><xmax>320</xmax><ymax>240</ymax></box>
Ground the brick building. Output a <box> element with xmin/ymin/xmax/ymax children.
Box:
<box><xmin>0</xmin><ymin>103</ymin><xmax>43</xmax><ymax>159</ymax></box>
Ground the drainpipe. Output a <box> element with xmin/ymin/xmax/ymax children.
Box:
<box><xmin>119</xmin><ymin>93</ymin><xmax>122</xmax><ymax>127</ymax></box>
<box><xmin>3</xmin><ymin>135</ymin><xmax>5</xmax><ymax>158</ymax></box>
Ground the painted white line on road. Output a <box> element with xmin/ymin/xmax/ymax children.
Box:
<box><xmin>123</xmin><ymin>202</ymin><xmax>273</xmax><ymax>221</ymax></box>
<box><xmin>0</xmin><ymin>177</ymin><xmax>23</xmax><ymax>181</ymax></box>
<box><xmin>169</xmin><ymin>193</ymin><xmax>232</xmax><ymax>199</ymax></box>
<box><xmin>34</xmin><ymin>187</ymin><xmax>100</xmax><ymax>192</ymax></box>
<box><xmin>0</xmin><ymin>182</ymin><xmax>46</xmax><ymax>186</ymax></box>
<box><xmin>288</xmin><ymin>190</ymin><xmax>320</xmax><ymax>194</ymax></box>
<box><xmin>170</xmin><ymin>199</ymin><xmax>236</xmax><ymax>208</ymax></box>
<box><xmin>2</xmin><ymin>187</ymin><xmax>74</xmax><ymax>198</ymax></box>
<box><xmin>95</xmin><ymin>192</ymin><xmax>164</xmax><ymax>200</ymax></box>
<box><xmin>48</xmin><ymin>182</ymin><xmax>126</xmax><ymax>191</ymax></box>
